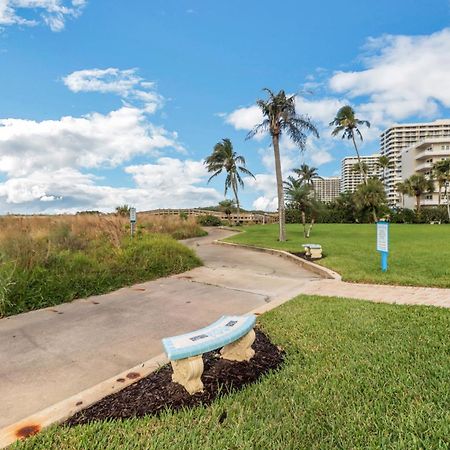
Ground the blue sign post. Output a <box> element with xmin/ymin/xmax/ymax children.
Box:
<box><xmin>376</xmin><ymin>221</ymin><xmax>389</xmax><ymax>272</ymax></box>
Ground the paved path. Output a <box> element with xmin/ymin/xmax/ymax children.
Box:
<box><xmin>0</xmin><ymin>228</ymin><xmax>320</xmax><ymax>429</ymax></box>
<box><xmin>302</xmin><ymin>279</ymin><xmax>450</xmax><ymax>308</ymax></box>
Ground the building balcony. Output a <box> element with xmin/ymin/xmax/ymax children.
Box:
<box><xmin>415</xmin><ymin>149</ymin><xmax>450</xmax><ymax>160</ymax></box>
<box><xmin>415</xmin><ymin>161</ymin><xmax>433</xmax><ymax>172</ymax></box>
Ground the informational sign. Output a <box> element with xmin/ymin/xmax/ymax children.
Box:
<box><xmin>129</xmin><ymin>207</ymin><xmax>137</xmax><ymax>223</ymax></box>
<box><xmin>376</xmin><ymin>221</ymin><xmax>389</xmax><ymax>252</ymax></box>
<box><xmin>376</xmin><ymin>221</ymin><xmax>389</xmax><ymax>272</ymax></box>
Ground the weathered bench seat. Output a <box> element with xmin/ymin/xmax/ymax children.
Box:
<box><xmin>162</xmin><ymin>315</ymin><xmax>256</xmax><ymax>394</ymax></box>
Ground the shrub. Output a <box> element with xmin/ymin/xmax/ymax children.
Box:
<box><xmin>197</xmin><ymin>215</ymin><xmax>223</xmax><ymax>226</ymax></box>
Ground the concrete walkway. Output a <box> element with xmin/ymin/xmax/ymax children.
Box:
<box><xmin>0</xmin><ymin>228</ymin><xmax>320</xmax><ymax>429</ymax></box>
<box><xmin>302</xmin><ymin>279</ymin><xmax>450</xmax><ymax>308</ymax></box>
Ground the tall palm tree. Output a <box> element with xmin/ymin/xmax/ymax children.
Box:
<box><xmin>330</xmin><ymin>106</ymin><xmax>370</xmax><ymax>184</ymax></box>
<box><xmin>433</xmin><ymin>158</ymin><xmax>450</xmax><ymax>219</ymax></box>
<box><xmin>395</xmin><ymin>181</ymin><xmax>409</xmax><ymax>208</ymax></box>
<box><xmin>247</xmin><ymin>89</ymin><xmax>319</xmax><ymax>241</ymax></box>
<box><xmin>293</xmin><ymin>164</ymin><xmax>319</xmax><ymax>186</ymax></box>
<box><xmin>404</xmin><ymin>174</ymin><xmax>434</xmax><ymax>212</ymax></box>
<box><xmin>205</xmin><ymin>138</ymin><xmax>255</xmax><ymax>223</ymax></box>
<box><xmin>284</xmin><ymin>176</ymin><xmax>315</xmax><ymax>237</ymax></box>
<box><xmin>377</xmin><ymin>155</ymin><xmax>391</xmax><ymax>183</ymax></box>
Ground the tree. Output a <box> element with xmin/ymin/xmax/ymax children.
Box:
<box><xmin>247</xmin><ymin>89</ymin><xmax>319</xmax><ymax>241</ymax></box>
<box><xmin>330</xmin><ymin>106</ymin><xmax>370</xmax><ymax>184</ymax></box>
<box><xmin>205</xmin><ymin>138</ymin><xmax>255</xmax><ymax>223</ymax></box>
<box><xmin>353</xmin><ymin>178</ymin><xmax>387</xmax><ymax>222</ymax></box>
<box><xmin>218</xmin><ymin>199</ymin><xmax>236</xmax><ymax>220</ymax></box>
<box><xmin>377</xmin><ymin>155</ymin><xmax>391</xmax><ymax>182</ymax></box>
<box><xmin>293</xmin><ymin>164</ymin><xmax>319</xmax><ymax>186</ymax></box>
<box><xmin>433</xmin><ymin>158</ymin><xmax>450</xmax><ymax>220</ymax></box>
<box><xmin>395</xmin><ymin>181</ymin><xmax>409</xmax><ymax>208</ymax></box>
<box><xmin>284</xmin><ymin>176</ymin><xmax>317</xmax><ymax>237</ymax></box>
<box><xmin>404</xmin><ymin>174</ymin><xmax>435</xmax><ymax>212</ymax></box>
<box><xmin>115</xmin><ymin>205</ymin><xmax>131</xmax><ymax>216</ymax></box>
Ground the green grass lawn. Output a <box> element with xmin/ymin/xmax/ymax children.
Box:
<box><xmin>14</xmin><ymin>295</ymin><xmax>450</xmax><ymax>450</ymax></box>
<box><xmin>225</xmin><ymin>223</ymin><xmax>450</xmax><ymax>288</ymax></box>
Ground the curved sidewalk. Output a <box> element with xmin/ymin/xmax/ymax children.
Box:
<box><xmin>0</xmin><ymin>228</ymin><xmax>320</xmax><ymax>429</ymax></box>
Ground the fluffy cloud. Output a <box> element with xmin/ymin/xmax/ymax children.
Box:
<box><xmin>0</xmin><ymin>157</ymin><xmax>222</xmax><ymax>213</ymax></box>
<box><xmin>0</xmin><ymin>106</ymin><xmax>181</xmax><ymax>177</ymax></box>
<box><xmin>63</xmin><ymin>68</ymin><xmax>163</xmax><ymax>113</ymax></box>
<box><xmin>0</xmin><ymin>0</ymin><xmax>86</xmax><ymax>31</ymax></box>
<box><xmin>329</xmin><ymin>28</ymin><xmax>450</xmax><ymax>124</ymax></box>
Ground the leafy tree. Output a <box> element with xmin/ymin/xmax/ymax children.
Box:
<box><xmin>404</xmin><ymin>174</ymin><xmax>435</xmax><ymax>212</ymax></box>
<box><xmin>115</xmin><ymin>205</ymin><xmax>131</xmax><ymax>217</ymax></box>
<box><xmin>395</xmin><ymin>181</ymin><xmax>410</xmax><ymax>208</ymax></box>
<box><xmin>284</xmin><ymin>176</ymin><xmax>318</xmax><ymax>237</ymax></box>
<box><xmin>247</xmin><ymin>89</ymin><xmax>319</xmax><ymax>241</ymax></box>
<box><xmin>205</xmin><ymin>138</ymin><xmax>254</xmax><ymax>223</ymax></box>
<box><xmin>353</xmin><ymin>178</ymin><xmax>387</xmax><ymax>223</ymax></box>
<box><xmin>293</xmin><ymin>164</ymin><xmax>319</xmax><ymax>186</ymax></box>
<box><xmin>218</xmin><ymin>199</ymin><xmax>236</xmax><ymax>220</ymax></box>
<box><xmin>330</xmin><ymin>106</ymin><xmax>370</xmax><ymax>184</ymax></box>
<box><xmin>433</xmin><ymin>158</ymin><xmax>450</xmax><ymax>219</ymax></box>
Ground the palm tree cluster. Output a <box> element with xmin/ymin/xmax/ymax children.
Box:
<box><xmin>205</xmin><ymin>89</ymin><xmax>376</xmax><ymax>240</ymax></box>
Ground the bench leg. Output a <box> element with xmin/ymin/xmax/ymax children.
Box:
<box><xmin>220</xmin><ymin>329</ymin><xmax>256</xmax><ymax>362</ymax></box>
<box><xmin>171</xmin><ymin>355</ymin><xmax>204</xmax><ymax>395</ymax></box>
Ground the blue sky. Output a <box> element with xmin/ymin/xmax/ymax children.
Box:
<box><xmin>1</xmin><ymin>0</ymin><xmax>450</xmax><ymax>213</ymax></box>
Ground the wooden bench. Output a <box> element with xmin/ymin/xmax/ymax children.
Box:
<box><xmin>302</xmin><ymin>243</ymin><xmax>322</xmax><ymax>259</ymax></box>
<box><xmin>162</xmin><ymin>315</ymin><xmax>256</xmax><ymax>394</ymax></box>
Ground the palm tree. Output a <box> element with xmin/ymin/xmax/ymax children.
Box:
<box><xmin>205</xmin><ymin>138</ymin><xmax>255</xmax><ymax>223</ymax></box>
<box><xmin>395</xmin><ymin>181</ymin><xmax>409</xmax><ymax>208</ymax></box>
<box><xmin>404</xmin><ymin>174</ymin><xmax>434</xmax><ymax>212</ymax></box>
<box><xmin>330</xmin><ymin>106</ymin><xmax>370</xmax><ymax>184</ymax></box>
<box><xmin>284</xmin><ymin>176</ymin><xmax>315</xmax><ymax>237</ymax></box>
<box><xmin>353</xmin><ymin>178</ymin><xmax>386</xmax><ymax>222</ymax></box>
<box><xmin>433</xmin><ymin>159</ymin><xmax>450</xmax><ymax>219</ymax></box>
<box><xmin>293</xmin><ymin>164</ymin><xmax>319</xmax><ymax>186</ymax></box>
<box><xmin>377</xmin><ymin>155</ymin><xmax>391</xmax><ymax>183</ymax></box>
<box><xmin>247</xmin><ymin>89</ymin><xmax>319</xmax><ymax>242</ymax></box>
<box><xmin>218</xmin><ymin>199</ymin><xmax>235</xmax><ymax>221</ymax></box>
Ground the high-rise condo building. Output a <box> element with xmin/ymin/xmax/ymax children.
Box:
<box><xmin>401</xmin><ymin>138</ymin><xmax>450</xmax><ymax>209</ymax></box>
<box><xmin>340</xmin><ymin>154</ymin><xmax>381</xmax><ymax>193</ymax></box>
<box><xmin>311</xmin><ymin>177</ymin><xmax>341</xmax><ymax>202</ymax></box>
<box><xmin>380</xmin><ymin>119</ymin><xmax>450</xmax><ymax>206</ymax></box>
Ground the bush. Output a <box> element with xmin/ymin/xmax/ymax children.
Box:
<box><xmin>197</xmin><ymin>214</ymin><xmax>223</xmax><ymax>226</ymax></box>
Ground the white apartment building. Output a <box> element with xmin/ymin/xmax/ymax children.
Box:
<box><xmin>401</xmin><ymin>138</ymin><xmax>450</xmax><ymax>209</ymax></box>
<box><xmin>380</xmin><ymin>119</ymin><xmax>450</xmax><ymax>206</ymax></box>
<box><xmin>340</xmin><ymin>154</ymin><xmax>381</xmax><ymax>193</ymax></box>
<box><xmin>312</xmin><ymin>177</ymin><xmax>341</xmax><ymax>202</ymax></box>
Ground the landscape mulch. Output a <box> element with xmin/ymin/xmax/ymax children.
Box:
<box><xmin>65</xmin><ymin>329</ymin><xmax>284</xmax><ymax>426</ymax></box>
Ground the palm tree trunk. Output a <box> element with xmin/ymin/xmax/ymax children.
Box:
<box><xmin>438</xmin><ymin>183</ymin><xmax>442</xmax><ymax>206</ymax></box>
<box><xmin>232</xmin><ymin>179</ymin><xmax>240</xmax><ymax>225</ymax></box>
<box><xmin>351</xmin><ymin>135</ymin><xmax>368</xmax><ymax>185</ymax></box>
<box><xmin>445</xmin><ymin>182</ymin><xmax>450</xmax><ymax>221</ymax></box>
<box><xmin>301</xmin><ymin>210</ymin><xmax>306</xmax><ymax>238</ymax></box>
<box><xmin>306</xmin><ymin>216</ymin><xmax>315</xmax><ymax>238</ymax></box>
<box><xmin>372</xmin><ymin>208</ymin><xmax>378</xmax><ymax>223</ymax></box>
<box><xmin>272</xmin><ymin>134</ymin><xmax>286</xmax><ymax>241</ymax></box>
<box><xmin>416</xmin><ymin>195</ymin><xmax>421</xmax><ymax>212</ymax></box>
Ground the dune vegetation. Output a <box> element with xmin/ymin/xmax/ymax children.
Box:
<box><xmin>0</xmin><ymin>214</ymin><xmax>205</xmax><ymax>317</ymax></box>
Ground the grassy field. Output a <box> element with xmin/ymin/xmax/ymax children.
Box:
<box><xmin>0</xmin><ymin>215</ymin><xmax>205</xmax><ymax>317</ymax></box>
<box><xmin>14</xmin><ymin>295</ymin><xmax>450</xmax><ymax>450</ymax></box>
<box><xmin>225</xmin><ymin>223</ymin><xmax>450</xmax><ymax>288</ymax></box>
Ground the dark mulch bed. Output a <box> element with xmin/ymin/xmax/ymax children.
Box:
<box><xmin>65</xmin><ymin>329</ymin><xmax>284</xmax><ymax>426</ymax></box>
<box><xmin>290</xmin><ymin>252</ymin><xmax>325</xmax><ymax>261</ymax></box>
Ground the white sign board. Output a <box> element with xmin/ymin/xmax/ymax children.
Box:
<box><xmin>377</xmin><ymin>222</ymin><xmax>389</xmax><ymax>253</ymax></box>
<box><xmin>129</xmin><ymin>207</ymin><xmax>136</xmax><ymax>223</ymax></box>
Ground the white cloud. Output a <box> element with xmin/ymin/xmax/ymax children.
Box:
<box><xmin>0</xmin><ymin>0</ymin><xmax>86</xmax><ymax>31</ymax></box>
<box><xmin>0</xmin><ymin>158</ymin><xmax>222</xmax><ymax>213</ymax></box>
<box><xmin>63</xmin><ymin>68</ymin><xmax>163</xmax><ymax>113</ymax></box>
<box><xmin>329</xmin><ymin>28</ymin><xmax>450</xmax><ymax>124</ymax></box>
<box><xmin>0</xmin><ymin>106</ymin><xmax>182</xmax><ymax>177</ymax></box>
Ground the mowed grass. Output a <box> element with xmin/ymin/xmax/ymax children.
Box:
<box><xmin>225</xmin><ymin>223</ymin><xmax>450</xmax><ymax>288</ymax></box>
<box><xmin>14</xmin><ymin>295</ymin><xmax>450</xmax><ymax>450</ymax></box>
